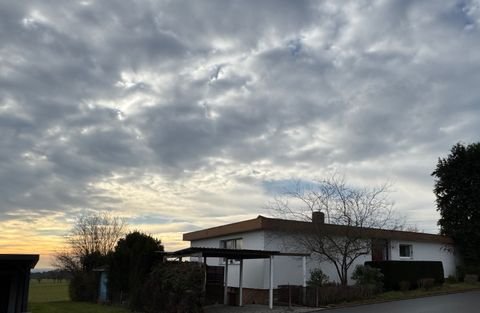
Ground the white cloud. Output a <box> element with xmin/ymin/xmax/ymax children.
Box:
<box><xmin>1</xmin><ymin>0</ymin><xmax>480</xmax><ymax>261</ymax></box>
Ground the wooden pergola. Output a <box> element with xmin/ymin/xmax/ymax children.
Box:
<box><xmin>164</xmin><ymin>247</ymin><xmax>309</xmax><ymax>309</ymax></box>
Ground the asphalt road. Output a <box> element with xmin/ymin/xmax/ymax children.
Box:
<box><xmin>326</xmin><ymin>291</ymin><xmax>480</xmax><ymax>313</ymax></box>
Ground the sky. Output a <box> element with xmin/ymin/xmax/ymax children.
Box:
<box><xmin>1</xmin><ymin>0</ymin><xmax>480</xmax><ymax>269</ymax></box>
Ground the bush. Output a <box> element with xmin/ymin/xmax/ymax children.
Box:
<box><xmin>418</xmin><ymin>278</ymin><xmax>435</xmax><ymax>290</ymax></box>
<box><xmin>69</xmin><ymin>271</ymin><xmax>98</xmax><ymax>302</ymax></box>
<box><xmin>464</xmin><ymin>274</ymin><xmax>479</xmax><ymax>284</ymax></box>
<box><xmin>305</xmin><ymin>284</ymin><xmax>376</xmax><ymax>306</ymax></box>
<box><xmin>142</xmin><ymin>262</ymin><xmax>205</xmax><ymax>313</ymax></box>
<box><xmin>457</xmin><ymin>265</ymin><xmax>466</xmax><ymax>281</ymax></box>
<box><xmin>366</xmin><ymin>261</ymin><xmax>444</xmax><ymax>290</ymax></box>
<box><xmin>307</xmin><ymin>268</ymin><xmax>329</xmax><ymax>287</ymax></box>
<box><xmin>457</xmin><ymin>264</ymin><xmax>480</xmax><ymax>282</ymax></box>
<box><xmin>445</xmin><ymin>275</ymin><xmax>458</xmax><ymax>284</ymax></box>
<box><xmin>398</xmin><ymin>281</ymin><xmax>410</xmax><ymax>291</ymax></box>
<box><xmin>351</xmin><ymin>265</ymin><xmax>383</xmax><ymax>292</ymax></box>
<box><xmin>108</xmin><ymin>231</ymin><xmax>164</xmax><ymax>309</ymax></box>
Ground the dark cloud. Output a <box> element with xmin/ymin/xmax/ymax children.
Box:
<box><xmin>1</xmin><ymin>0</ymin><xmax>480</xmax><ymax>237</ymax></box>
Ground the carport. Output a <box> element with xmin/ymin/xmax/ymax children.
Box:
<box><xmin>165</xmin><ymin>247</ymin><xmax>309</xmax><ymax>309</ymax></box>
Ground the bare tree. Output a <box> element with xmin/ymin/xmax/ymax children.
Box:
<box><xmin>269</xmin><ymin>175</ymin><xmax>402</xmax><ymax>285</ymax></box>
<box><xmin>53</xmin><ymin>212</ymin><xmax>127</xmax><ymax>272</ymax></box>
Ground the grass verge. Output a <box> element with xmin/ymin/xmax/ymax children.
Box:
<box><xmin>326</xmin><ymin>282</ymin><xmax>480</xmax><ymax>309</ymax></box>
<box><xmin>375</xmin><ymin>282</ymin><xmax>480</xmax><ymax>301</ymax></box>
<box><xmin>29</xmin><ymin>302</ymin><xmax>130</xmax><ymax>313</ymax></box>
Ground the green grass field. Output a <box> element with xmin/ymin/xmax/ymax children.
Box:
<box><xmin>28</xmin><ymin>301</ymin><xmax>130</xmax><ymax>313</ymax></box>
<box><xmin>29</xmin><ymin>302</ymin><xmax>130</xmax><ymax>313</ymax></box>
<box><xmin>29</xmin><ymin>279</ymin><xmax>70</xmax><ymax>302</ymax></box>
<box><xmin>28</xmin><ymin>279</ymin><xmax>129</xmax><ymax>313</ymax></box>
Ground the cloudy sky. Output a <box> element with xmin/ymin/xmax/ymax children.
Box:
<box><xmin>1</xmin><ymin>0</ymin><xmax>480</xmax><ymax>268</ymax></box>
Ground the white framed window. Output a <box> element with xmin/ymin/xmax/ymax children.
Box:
<box><xmin>220</xmin><ymin>238</ymin><xmax>243</xmax><ymax>250</ymax></box>
<box><xmin>399</xmin><ymin>244</ymin><xmax>413</xmax><ymax>258</ymax></box>
<box><xmin>220</xmin><ymin>238</ymin><xmax>243</xmax><ymax>264</ymax></box>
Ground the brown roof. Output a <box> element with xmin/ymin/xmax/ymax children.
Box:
<box><xmin>183</xmin><ymin>215</ymin><xmax>454</xmax><ymax>244</ymax></box>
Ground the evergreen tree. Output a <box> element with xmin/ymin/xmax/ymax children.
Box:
<box><xmin>432</xmin><ymin>142</ymin><xmax>480</xmax><ymax>265</ymax></box>
<box><xmin>108</xmin><ymin>231</ymin><xmax>164</xmax><ymax>309</ymax></box>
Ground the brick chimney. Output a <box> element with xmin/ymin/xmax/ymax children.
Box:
<box><xmin>312</xmin><ymin>211</ymin><xmax>325</xmax><ymax>224</ymax></box>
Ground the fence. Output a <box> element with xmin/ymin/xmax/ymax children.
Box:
<box><xmin>277</xmin><ymin>284</ymin><xmax>377</xmax><ymax>307</ymax></box>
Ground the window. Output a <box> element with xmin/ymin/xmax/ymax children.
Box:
<box><xmin>220</xmin><ymin>238</ymin><xmax>243</xmax><ymax>265</ymax></box>
<box><xmin>399</xmin><ymin>244</ymin><xmax>413</xmax><ymax>258</ymax></box>
<box><xmin>221</xmin><ymin>238</ymin><xmax>243</xmax><ymax>250</ymax></box>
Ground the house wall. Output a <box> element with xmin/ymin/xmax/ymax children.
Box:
<box><xmin>264</xmin><ymin>231</ymin><xmax>372</xmax><ymax>286</ymax></box>
<box><xmin>191</xmin><ymin>230</ymin><xmax>268</xmax><ymax>289</ymax></box>
<box><xmin>389</xmin><ymin>240</ymin><xmax>457</xmax><ymax>277</ymax></box>
<box><xmin>190</xmin><ymin>231</ymin><xmax>458</xmax><ymax>290</ymax></box>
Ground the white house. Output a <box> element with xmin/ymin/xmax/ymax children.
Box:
<box><xmin>183</xmin><ymin>213</ymin><xmax>458</xmax><ymax>302</ymax></box>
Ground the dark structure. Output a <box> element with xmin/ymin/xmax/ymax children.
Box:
<box><xmin>0</xmin><ymin>254</ymin><xmax>39</xmax><ymax>313</ymax></box>
<box><xmin>162</xmin><ymin>247</ymin><xmax>309</xmax><ymax>308</ymax></box>
<box><xmin>366</xmin><ymin>260</ymin><xmax>445</xmax><ymax>290</ymax></box>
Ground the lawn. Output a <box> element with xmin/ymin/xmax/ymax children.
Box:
<box><xmin>29</xmin><ymin>279</ymin><xmax>70</xmax><ymax>302</ymax></box>
<box><xmin>28</xmin><ymin>279</ymin><xmax>129</xmax><ymax>313</ymax></box>
<box><xmin>375</xmin><ymin>282</ymin><xmax>480</xmax><ymax>302</ymax></box>
<box><xmin>329</xmin><ymin>282</ymin><xmax>480</xmax><ymax>308</ymax></box>
<box><xmin>29</xmin><ymin>302</ymin><xmax>130</xmax><ymax>313</ymax></box>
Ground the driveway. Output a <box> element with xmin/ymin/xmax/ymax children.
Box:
<box><xmin>325</xmin><ymin>290</ymin><xmax>480</xmax><ymax>313</ymax></box>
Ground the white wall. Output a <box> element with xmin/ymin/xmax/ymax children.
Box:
<box><xmin>263</xmin><ymin>231</ymin><xmax>306</xmax><ymax>288</ymax></box>
<box><xmin>190</xmin><ymin>231</ymin><xmax>459</xmax><ymax>289</ymax></box>
<box><xmin>191</xmin><ymin>231</ymin><xmax>267</xmax><ymax>289</ymax></box>
<box><xmin>389</xmin><ymin>240</ymin><xmax>457</xmax><ymax>277</ymax></box>
<box><xmin>193</xmin><ymin>230</ymin><xmax>316</xmax><ymax>289</ymax></box>
<box><xmin>264</xmin><ymin>231</ymin><xmax>372</xmax><ymax>286</ymax></box>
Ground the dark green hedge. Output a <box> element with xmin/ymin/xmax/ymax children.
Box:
<box><xmin>365</xmin><ymin>261</ymin><xmax>444</xmax><ymax>290</ymax></box>
<box><xmin>141</xmin><ymin>262</ymin><xmax>206</xmax><ymax>313</ymax></box>
<box><xmin>69</xmin><ymin>271</ymin><xmax>98</xmax><ymax>302</ymax></box>
<box><xmin>108</xmin><ymin>231</ymin><xmax>164</xmax><ymax>309</ymax></box>
<box><xmin>457</xmin><ymin>264</ymin><xmax>480</xmax><ymax>282</ymax></box>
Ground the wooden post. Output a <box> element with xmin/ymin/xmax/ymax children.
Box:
<box><xmin>8</xmin><ymin>274</ymin><xmax>18</xmax><ymax>313</ymax></box>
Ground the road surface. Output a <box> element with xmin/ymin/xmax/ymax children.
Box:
<box><xmin>326</xmin><ymin>291</ymin><xmax>480</xmax><ymax>313</ymax></box>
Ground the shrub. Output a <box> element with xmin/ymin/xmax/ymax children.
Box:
<box><xmin>69</xmin><ymin>271</ymin><xmax>98</xmax><ymax>302</ymax></box>
<box><xmin>457</xmin><ymin>265</ymin><xmax>466</xmax><ymax>281</ymax></box>
<box><xmin>142</xmin><ymin>262</ymin><xmax>205</xmax><ymax>313</ymax></box>
<box><xmin>351</xmin><ymin>265</ymin><xmax>383</xmax><ymax>292</ymax></box>
<box><xmin>464</xmin><ymin>274</ymin><xmax>479</xmax><ymax>284</ymax></box>
<box><xmin>457</xmin><ymin>264</ymin><xmax>480</xmax><ymax>282</ymax></box>
<box><xmin>445</xmin><ymin>275</ymin><xmax>458</xmax><ymax>284</ymax></box>
<box><xmin>307</xmin><ymin>268</ymin><xmax>329</xmax><ymax>287</ymax></box>
<box><xmin>418</xmin><ymin>278</ymin><xmax>435</xmax><ymax>290</ymax></box>
<box><xmin>306</xmin><ymin>283</ymin><xmax>376</xmax><ymax>306</ymax></box>
<box><xmin>108</xmin><ymin>231</ymin><xmax>164</xmax><ymax>309</ymax></box>
<box><xmin>398</xmin><ymin>281</ymin><xmax>410</xmax><ymax>291</ymax></box>
<box><xmin>366</xmin><ymin>261</ymin><xmax>444</xmax><ymax>290</ymax></box>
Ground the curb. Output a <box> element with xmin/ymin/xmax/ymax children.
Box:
<box><xmin>308</xmin><ymin>287</ymin><xmax>480</xmax><ymax>311</ymax></box>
